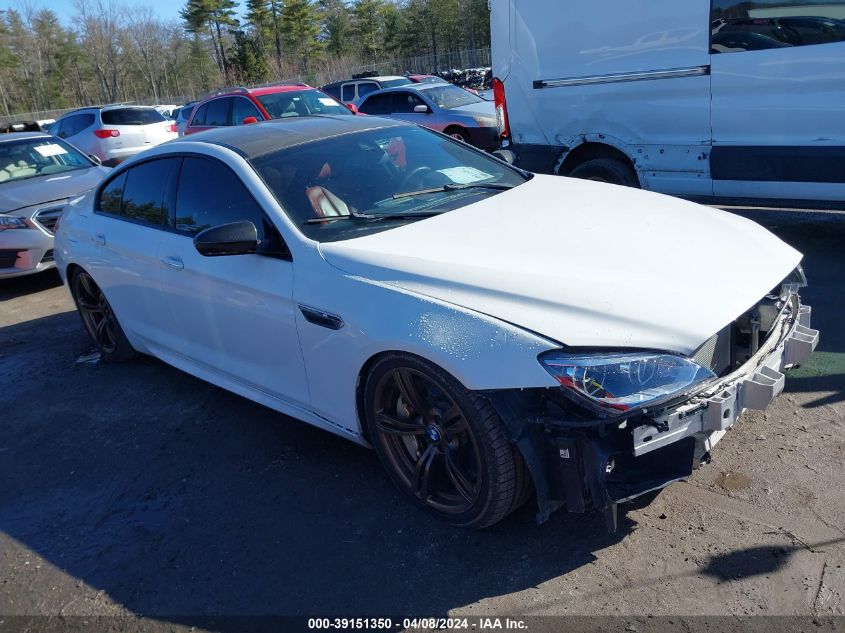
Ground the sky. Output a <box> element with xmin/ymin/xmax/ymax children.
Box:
<box><xmin>2</xmin><ymin>0</ymin><xmax>198</xmax><ymax>24</ymax></box>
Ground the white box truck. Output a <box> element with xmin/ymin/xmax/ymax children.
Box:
<box><xmin>490</xmin><ymin>0</ymin><xmax>845</xmax><ymax>206</ymax></box>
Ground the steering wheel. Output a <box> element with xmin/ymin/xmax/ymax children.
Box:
<box><xmin>401</xmin><ymin>166</ymin><xmax>434</xmax><ymax>190</ymax></box>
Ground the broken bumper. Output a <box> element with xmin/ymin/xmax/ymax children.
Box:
<box><xmin>510</xmin><ymin>295</ymin><xmax>818</xmax><ymax>526</ymax></box>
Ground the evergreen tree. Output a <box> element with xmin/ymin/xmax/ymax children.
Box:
<box><xmin>232</xmin><ymin>30</ymin><xmax>270</xmax><ymax>83</ymax></box>
<box><xmin>280</xmin><ymin>0</ymin><xmax>320</xmax><ymax>72</ymax></box>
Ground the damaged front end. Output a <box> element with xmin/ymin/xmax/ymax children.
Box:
<box><xmin>488</xmin><ymin>270</ymin><xmax>819</xmax><ymax>531</ymax></box>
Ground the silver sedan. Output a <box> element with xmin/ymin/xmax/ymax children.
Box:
<box><xmin>356</xmin><ymin>84</ymin><xmax>499</xmax><ymax>151</ymax></box>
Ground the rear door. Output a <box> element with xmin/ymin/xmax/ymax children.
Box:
<box><xmin>100</xmin><ymin>108</ymin><xmax>155</xmax><ymax>152</ymax></box>
<box><xmin>710</xmin><ymin>0</ymin><xmax>845</xmax><ymax>202</ymax></box>
<box><xmin>84</xmin><ymin>157</ymin><xmax>180</xmax><ymax>347</ymax></box>
<box><xmin>155</xmin><ymin>155</ymin><xmax>308</xmax><ymax>406</ymax></box>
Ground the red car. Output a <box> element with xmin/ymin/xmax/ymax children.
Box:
<box><xmin>184</xmin><ymin>84</ymin><xmax>355</xmax><ymax>136</ymax></box>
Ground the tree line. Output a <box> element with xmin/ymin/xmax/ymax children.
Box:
<box><xmin>0</xmin><ymin>0</ymin><xmax>491</xmax><ymax>117</ymax></box>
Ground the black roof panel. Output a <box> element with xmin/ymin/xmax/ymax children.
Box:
<box><xmin>176</xmin><ymin>115</ymin><xmax>409</xmax><ymax>159</ymax></box>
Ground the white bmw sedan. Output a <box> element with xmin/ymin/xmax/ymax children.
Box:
<box><xmin>55</xmin><ymin>116</ymin><xmax>818</xmax><ymax>530</ymax></box>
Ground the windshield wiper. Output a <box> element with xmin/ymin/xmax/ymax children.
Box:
<box><xmin>305</xmin><ymin>208</ymin><xmax>377</xmax><ymax>224</ymax></box>
<box><xmin>392</xmin><ymin>182</ymin><xmax>516</xmax><ymax>199</ymax></box>
<box><xmin>306</xmin><ymin>209</ymin><xmax>446</xmax><ymax>224</ymax></box>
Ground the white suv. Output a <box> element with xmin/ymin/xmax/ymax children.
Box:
<box><xmin>51</xmin><ymin>106</ymin><xmax>177</xmax><ymax>167</ymax></box>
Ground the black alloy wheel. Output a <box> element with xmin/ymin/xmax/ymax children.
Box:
<box><xmin>70</xmin><ymin>269</ymin><xmax>136</xmax><ymax>361</ymax></box>
<box><xmin>365</xmin><ymin>354</ymin><xmax>531</xmax><ymax>528</ymax></box>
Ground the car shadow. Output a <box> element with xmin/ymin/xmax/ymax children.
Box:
<box><xmin>0</xmin><ymin>313</ymin><xmax>633</xmax><ymax>624</ymax></box>
<box><xmin>0</xmin><ymin>268</ymin><xmax>62</xmax><ymax>300</ymax></box>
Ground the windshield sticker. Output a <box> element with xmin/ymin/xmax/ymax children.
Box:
<box><xmin>34</xmin><ymin>144</ymin><xmax>68</xmax><ymax>157</ymax></box>
<box><xmin>318</xmin><ymin>98</ymin><xmax>337</xmax><ymax>106</ymax></box>
<box><xmin>438</xmin><ymin>166</ymin><xmax>493</xmax><ymax>184</ymax></box>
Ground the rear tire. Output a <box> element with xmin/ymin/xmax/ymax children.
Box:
<box><xmin>567</xmin><ymin>157</ymin><xmax>639</xmax><ymax>187</ymax></box>
<box><xmin>70</xmin><ymin>268</ymin><xmax>137</xmax><ymax>362</ymax></box>
<box><xmin>363</xmin><ymin>353</ymin><xmax>529</xmax><ymax>529</ymax></box>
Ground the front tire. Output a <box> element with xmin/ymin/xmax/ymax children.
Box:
<box><xmin>70</xmin><ymin>268</ymin><xmax>137</xmax><ymax>362</ymax></box>
<box><xmin>363</xmin><ymin>353</ymin><xmax>528</xmax><ymax>528</ymax></box>
<box><xmin>445</xmin><ymin>127</ymin><xmax>471</xmax><ymax>144</ymax></box>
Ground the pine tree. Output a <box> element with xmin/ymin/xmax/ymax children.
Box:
<box><xmin>352</xmin><ymin>0</ymin><xmax>383</xmax><ymax>63</ymax></box>
<box><xmin>280</xmin><ymin>0</ymin><xmax>320</xmax><ymax>72</ymax></box>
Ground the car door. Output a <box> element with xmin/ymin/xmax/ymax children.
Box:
<box><xmin>340</xmin><ymin>83</ymin><xmax>357</xmax><ymax>104</ymax></box>
<box><xmin>155</xmin><ymin>155</ymin><xmax>309</xmax><ymax>407</ymax></box>
<box><xmin>386</xmin><ymin>92</ymin><xmax>442</xmax><ymax>130</ymax></box>
<box><xmin>84</xmin><ymin>157</ymin><xmax>180</xmax><ymax>348</ymax></box>
<box><xmin>710</xmin><ymin>0</ymin><xmax>845</xmax><ymax>202</ymax></box>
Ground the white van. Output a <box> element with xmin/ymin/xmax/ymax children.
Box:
<box><xmin>490</xmin><ymin>0</ymin><xmax>845</xmax><ymax>206</ymax></box>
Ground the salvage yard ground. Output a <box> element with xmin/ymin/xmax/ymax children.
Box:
<box><xmin>0</xmin><ymin>209</ymin><xmax>843</xmax><ymax>627</ymax></box>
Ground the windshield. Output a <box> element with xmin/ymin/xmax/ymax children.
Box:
<box><xmin>421</xmin><ymin>84</ymin><xmax>484</xmax><ymax>109</ymax></box>
<box><xmin>250</xmin><ymin>125</ymin><xmax>527</xmax><ymax>243</ymax></box>
<box><xmin>380</xmin><ymin>78</ymin><xmax>413</xmax><ymax>88</ymax></box>
<box><xmin>101</xmin><ymin>108</ymin><xmax>166</xmax><ymax>125</ymax></box>
<box><xmin>0</xmin><ymin>137</ymin><xmax>92</xmax><ymax>183</ymax></box>
<box><xmin>256</xmin><ymin>89</ymin><xmax>350</xmax><ymax>119</ymax></box>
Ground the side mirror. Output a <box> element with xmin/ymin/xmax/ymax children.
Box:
<box><xmin>193</xmin><ymin>220</ymin><xmax>259</xmax><ymax>257</ymax></box>
<box><xmin>346</xmin><ymin>103</ymin><xmax>359</xmax><ymax>114</ymax></box>
<box><xmin>88</xmin><ymin>154</ymin><xmax>102</xmax><ymax>166</ymax></box>
<box><xmin>413</xmin><ymin>104</ymin><xmax>430</xmax><ymax>114</ymax></box>
<box><xmin>242</xmin><ymin>116</ymin><xmax>259</xmax><ymax>125</ymax></box>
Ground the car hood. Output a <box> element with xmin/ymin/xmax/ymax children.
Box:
<box><xmin>319</xmin><ymin>175</ymin><xmax>802</xmax><ymax>354</ymax></box>
<box><xmin>0</xmin><ymin>166</ymin><xmax>109</xmax><ymax>214</ymax></box>
<box><xmin>449</xmin><ymin>101</ymin><xmax>496</xmax><ymax>119</ymax></box>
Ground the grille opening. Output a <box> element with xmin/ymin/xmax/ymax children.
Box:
<box><xmin>40</xmin><ymin>249</ymin><xmax>54</xmax><ymax>263</ymax></box>
<box><xmin>34</xmin><ymin>207</ymin><xmax>63</xmax><ymax>235</ymax></box>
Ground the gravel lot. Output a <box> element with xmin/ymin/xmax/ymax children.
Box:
<box><xmin>0</xmin><ymin>209</ymin><xmax>843</xmax><ymax>630</ymax></box>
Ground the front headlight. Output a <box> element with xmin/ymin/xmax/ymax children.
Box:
<box><xmin>0</xmin><ymin>215</ymin><xmax>28</xmax><ymax>231</ymax></box>
<box><xmin>538</xmin><ymin>351</ymin><xmax>715</xmax><ymax>416</ymax></box>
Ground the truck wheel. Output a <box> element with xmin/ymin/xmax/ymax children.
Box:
<box><xmin>568</xmin><ymin>158</ymin><xmax>639</xmax><ymax>187</ymax></box>
<box><xmin>364</xmin><ymin>353</ymin><xmax>529</xmax><ymax>529</ymax></box>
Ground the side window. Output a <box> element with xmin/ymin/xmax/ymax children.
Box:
<box><xmin>357</xmin><ymin>82</ymin><xmax>379</xmax><ymax>98</ymax></box>
<box><xmin>98</xmin><ymin>171</ymin><xmax>127</xmax><ymax>214</ymax></box>
<box><xmin>119</xmin><ymin>159</ymin><xmax>176</xmax><ymax>226</ymax></box>
<box><xmin>206</xmin><ymin>98</ymin><xmax>232</xmax><ymax>126</ymax></box>
<box><xmin>358</xmin><ymin>94</ymin><xmax>393</xmax><ymax>115</ymax></box>
<box><xmin>191</xmin><ymin>103</ymin><xmax>208</xmax><ymax>126</ymax></box>
<box><xmin>323</xmin><ymin>85</ymin><xmax>341</xmax><ymax>99</ymax></box>
<box><xmin>175</xmin><ymin>157</ymin><xmax>270</xmax><ymax>242</ymax></box>
<box><xmin>233</xmin><ymin>97</ymin><xmax>263</xmax><ymax>124</ymax></box>
<box><xmin>711</xmin><ymin>1</ymin><xmax>845</xmax><ymax>52</ymax></box>
<box><xmin>72</xmin><ymin>113</ymin><xmax>95</xmax><ymax>135</ymax></box>
<box><xmin>391</xmin><ymin>93</ymin><xmax>425</xmax><ymax>114</ymax></box>
<box><xmin>341</xmin><ymin>83</ymin><xmax>356</xmax><ymax>102</ymax></box>
<box><xmin>52</xmin><ymin>119</ymin><xmax>68</xmax><ymax>138</ymax></box>
<box><xmin>59</xmin><ymin>116</ymin><xmax>79</xmax><ymax>138</ymax></box>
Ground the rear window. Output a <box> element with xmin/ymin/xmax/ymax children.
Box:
<box><xmin>101</xmin><ymin>108</ymin><xmax>166</xmax><ymax>126</ymax></box>
<box><xmin>380</xmin><ymin>78</ymin><xmax>413</xmax><ymax>88</ymax></box>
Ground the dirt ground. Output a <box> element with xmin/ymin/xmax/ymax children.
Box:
<box><xmin>0</xmin><ymin>209</ymin><xmax>843</xmax><ymax>630</ymax></box>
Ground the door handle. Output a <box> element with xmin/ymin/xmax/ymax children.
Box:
<box><xmin>161</xmin><ymin>255</ymin><xmax>184</xmax><ymax>270</ymax></box>
<box><xmin>91</xmin><ymin>233</ymin><xmax>106</xmax><ymax>246</ymax></box>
